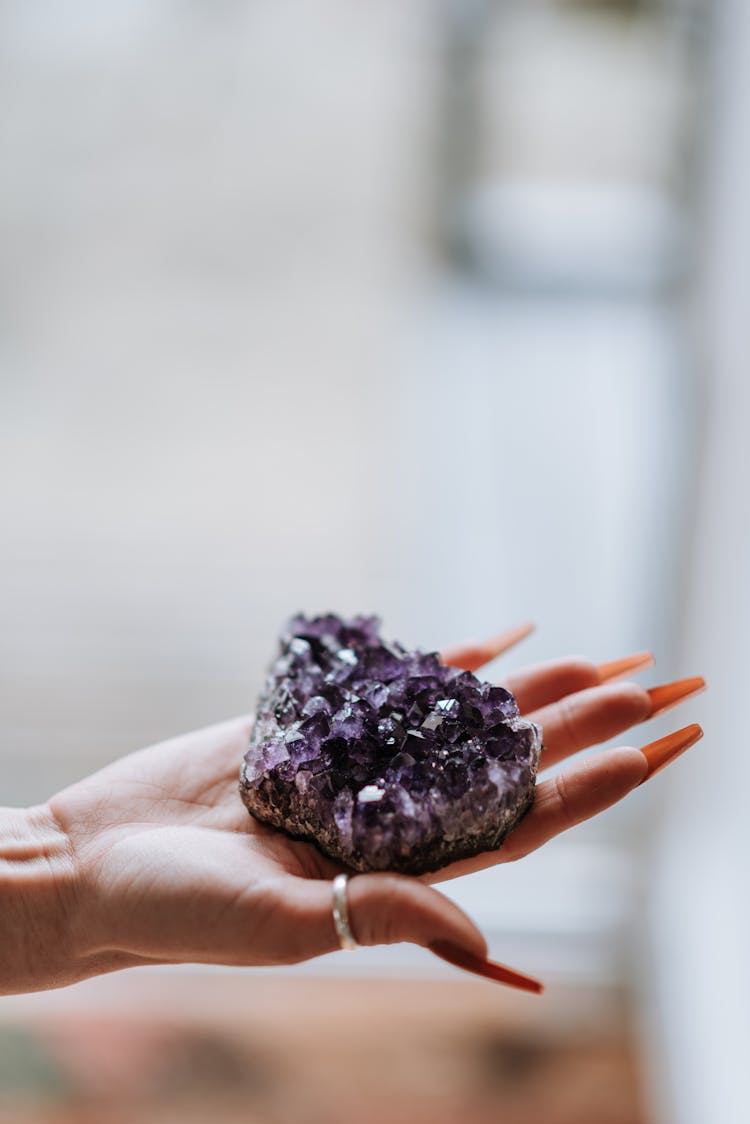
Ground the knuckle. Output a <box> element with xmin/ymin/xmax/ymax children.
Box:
<box><xmin>552</xmin><ymin>770</ymin><xmax>577</xmax><ymax>825</ymax></box>
<box><xmin>351</xmin><ymin>874</ymin><xmax>405</xmax><ymax>947</ymax></box>
<box><xmin>556</xmin><ymin>695</ymin><xmax>582</xmax><ymax>753</ymax></box>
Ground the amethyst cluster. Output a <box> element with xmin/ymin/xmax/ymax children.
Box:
<box><xmin>240</xmin><ymin>614</ymin><xmax>542</xmax><ymax>875</ymax></box>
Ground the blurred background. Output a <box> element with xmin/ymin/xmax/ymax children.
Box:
<box><xmin>0</xmin><ymin>0</ymin><xmax>747</xmax><ymax>1121</ymax></box>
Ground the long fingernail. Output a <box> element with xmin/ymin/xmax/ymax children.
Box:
<box><xmin>442</xmin><ymin>623</ymin><xmax>535</xmax><ymax>671</ymax></box>
<box><xmin>429</xmin><ymin>941</ymin><xmax>544</xmax><ymax>995</ymax></box>
<box><xmin>639</xmin><ymin>723</ymin><xmax>703</xmax><ymax>783</ymax></box>
<box><xmin>647</xmin><ymin>676</ymin><xmax>706</xmax><ymax>718</ymax></box>
<box><xmin>598</xmin><ymin>651</ymin><xmax>655</xmax><ymax>682</ymax></box>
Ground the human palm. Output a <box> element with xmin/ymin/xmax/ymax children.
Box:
<box><xmin>47</xmin><ymin>636</ymin><xmax>701</xmax><ymax>988</ymax></box>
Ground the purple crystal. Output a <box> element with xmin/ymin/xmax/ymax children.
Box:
<box><xmin>239</xmin><ymin>613</ymin><xmax>542</xmax><ymax>875</ymax></box>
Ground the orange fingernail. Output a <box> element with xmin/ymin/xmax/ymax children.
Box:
<box><xmin>442</xmin><ymin>623</ymin><xmax>535</xmax><ymax>672</ymax></box>
<box><xmin>647</xmin><ymin>676</ymin><xmax>706</xmax><ymax>718</ymax></box>
<box><xmin>598</xmin><ymin>651</ymin><xmax>655</xmax><ymax>682</ymax></box>
<box><xmin>640</xmin><ymin>723</ymin><xmax>703</xmax><ymax>783</ymax></box>
<box><xmin>429</xmin><ymin>941</ymin><xmax>544</xmax><ymax>995</ymax></box>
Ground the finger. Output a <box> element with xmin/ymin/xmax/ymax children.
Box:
<box><xmin>283</xmin><ymin>874</ymin><xmax>543</xmax><ymax>994</ymax></box>
<box><xmin>532</xmin><ymin>682</ymin><xmax>652</xmax><ymax>768</ymax></box>
<box><xmin>503</xmin><ymin>657</ymin><xmax>603</xmax><ymax>713</ymax></box>
<box><xmin>440</xmin><ymin>623</ymin><xmax>534</xmax><ymax>672</ymax></box>
<box><xmin>500</xmin><ymin>747</ymin><xmax>649</xmax><ymax>861</ymax></box>
<box><xmin>505</xmin><ymin>725</ymin><xmax>703</xmax><ymax>860</ymax></box>
<box><xmin>533</xmin><ymin>676</ymin><xmax>707</xmax><ymax>769</ymax></box>
<box><xmin>504</xmin><ymin>652</ymin><xmax>656</xmax><ymax>714</ymax></box>
<box><xmin>284</xmin><ymin>873</ymin><xmax>487</xmax><ymax>961</ymax></box>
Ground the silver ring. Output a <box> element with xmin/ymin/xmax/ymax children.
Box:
<box><xmin>332</xmin><ymin>873</ymin><xmax>358</xmax><ymax>951</ymax></box>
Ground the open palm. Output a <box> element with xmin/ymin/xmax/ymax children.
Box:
<box><xmin>47</xmin><ymin>635</ymin><xmax>701</xmax><ymax>989</ymax></box>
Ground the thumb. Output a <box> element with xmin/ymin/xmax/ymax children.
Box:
<box><xmin>284</xmin><ymin>873</ymin><xmax>488</xmax><ymax>962</ymax></box>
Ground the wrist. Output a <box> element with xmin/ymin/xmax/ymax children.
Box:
<box><xmin>0</xmin><ymin>803</ymin><xmax>84</xmax><ymax>993</ymax></box>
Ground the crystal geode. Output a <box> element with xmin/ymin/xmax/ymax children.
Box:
<box><xmin>239</xmin><ymin>614</ymin><xmax>542</xmax><ymax>875</ymax></box>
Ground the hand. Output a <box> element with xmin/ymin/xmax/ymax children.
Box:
<box><xmin>20</xmin><ymin>630</ymin><xmax>703</xmax><ymax>994</ymax></box>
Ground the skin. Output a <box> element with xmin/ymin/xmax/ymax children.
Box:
<box><xmin>0</xmin><ymin>648</ymin><xmax>656</xmax><ymax>995</ymax></box>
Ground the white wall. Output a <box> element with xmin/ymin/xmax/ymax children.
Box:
<box><xmin>645</xmin><ymin>0</ymin><xmax>750</xmax><ymax>1120</ymax></box>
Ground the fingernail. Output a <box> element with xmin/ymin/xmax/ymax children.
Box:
<box><xmin>639</xmin><ymin>723</ymin><xmax>703</xmax><ymax>783</ymax></box>
<box><xmin>442</xmin><ymin>623</ymin><xmax>535</xmax><ymax>672</ymax></box>
<box><xmin>598</xmin><ymin>651</ymin><xmax>655</xmax><ymax>682</ymax></box>
<box><xmin>429</xmin><ymin>940</ymin><xmax>544</xmax><ymax>995</ymax></box>
<box><xmin>647</xmin><ymin>676</ymin><xmax>706</xmax><ymax>718</ymax></box>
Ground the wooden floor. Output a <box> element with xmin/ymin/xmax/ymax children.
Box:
<box><xmin>0</xmin><ymin>976</ymin><xmax>650</xmax><ymax>1124</ymax></box>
